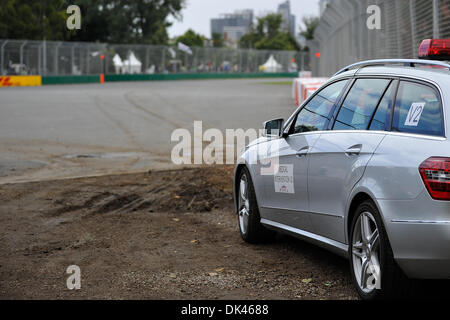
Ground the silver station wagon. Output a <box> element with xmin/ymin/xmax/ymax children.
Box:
<box><xmin>234</xmin><ymin>40</ymin><xmax>450</xmax><ymax>300</ymax></box>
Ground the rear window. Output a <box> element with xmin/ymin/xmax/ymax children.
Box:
<box><xmin>392</xmin><ymin>81</ymin><xmax>444</xmax><ymax>137</ymax></box>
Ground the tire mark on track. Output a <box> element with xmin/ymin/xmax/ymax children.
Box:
<box><xmin>90</xmin><ymin>96</ymin><xmax>162</xmax><ymax>126</ymax></box>
<box><xmin>92</xmin><ymin>95</ymin><xmax>143</xmax><ymax>149</ymax></box>
<box><xmin>123</xmin><ymin>92</ymin><xmax>185</xmax><ymax>129</ymax></box>
<box><xmin>145</xmin><ymin>89</ymin><xmax>214</xmax><ymax>130</ymax></box>
<box><xmin>124</xmin><ymin>91</ymin><xmax>215</xmax><ymax>131</ymax></box>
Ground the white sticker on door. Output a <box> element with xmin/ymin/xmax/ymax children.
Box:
<box><xmin>404</xmin><ymin>102</ymin><xmax>426</xmax><ymax>127</ymax></box>
<box><xmin>274</xmin><ymin>164</ymin><xmax>294</xmax><ymax>194</ymax></box>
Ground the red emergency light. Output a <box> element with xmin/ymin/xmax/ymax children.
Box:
<box><xmin>418</xmin><ymin>39</ymin><xmax>450</xmax><ymax>60</ymax></box>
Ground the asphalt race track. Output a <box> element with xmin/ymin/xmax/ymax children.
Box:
<box><xmin>0</xmin><ymin>79</ymin><xmax>295</xmax><ymax>183</ymax></box>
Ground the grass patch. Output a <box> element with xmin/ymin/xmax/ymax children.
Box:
<box><xmin>261</xmin><ymin>81</ymin><xmax>292</xmax><ymax>85</ymax></box>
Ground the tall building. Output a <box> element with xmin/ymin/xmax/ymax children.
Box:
<box><xmin>210</xmin><ymin>10</ymin><xmax>254</xmax><ymax>43</ymax></box>
<box><xmin>278</xmin><ymin>1</ymin><xmax>296</xmax><ymax>36</ymax></box>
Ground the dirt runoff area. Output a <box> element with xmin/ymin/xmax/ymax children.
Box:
<box><xmin>0</xmin><ymin>165</ymin><xmax>358</xmax><ymax>300</ymax></box>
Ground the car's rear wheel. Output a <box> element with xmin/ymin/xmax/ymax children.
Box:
<box><xmin>349</xmin><ymin>200</ymin><xmax>410</xmax><ymax>299</ymax></box>
<box><xmin>237</xmin><ymin>167</ymin><xmax>274</xmax><ymax>243</ymax></box>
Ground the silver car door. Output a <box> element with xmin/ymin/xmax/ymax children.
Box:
<box><xmin>259</xmin><ymin>79</ymin><xmax>350</xmax><ymax>233</ymax></box>
<box><xmin>308</xmin><ymin>78</ymin><xmax>394</xmax><ymax>243</ymax></box>
<box><xmin>259</xmin><ymin>133</ymin><xmax>321</xmax><ymax>233</ymax></box>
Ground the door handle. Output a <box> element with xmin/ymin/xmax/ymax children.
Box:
<box><xmin>296</xmin><ymin>146</ymin><xmax>309</xmax><ymax>157</ymax></box>
<box><xmin>345</xmin><ymin>144</ymin><xmax>362</xmax><ymax>156</ymax></box>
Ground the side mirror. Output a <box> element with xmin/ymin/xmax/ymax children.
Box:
<box><xmin>263</xmin><ymin>118</ymin><xmax>284</xmax><ymax>138</ymax></box>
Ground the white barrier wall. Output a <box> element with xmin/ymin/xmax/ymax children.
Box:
<box><xmin>292</xmin><ymin>77</ymin><xmax>329</xmax><ymax>106</ymax></box>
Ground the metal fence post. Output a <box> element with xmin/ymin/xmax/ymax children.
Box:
<box><xmin>301</xmin><ymin>52</ymin><xmax>305</xmax><ymax>71</ymax></box>
<box><xmin>71</xmin><ymin>44</ymin><xmax>75</xmax><ymax>75</ymax></box>
<box><xmin>86</xmin><ymin>46</ymin><xmax>90</xmax><ymax>75</ymax></box>
<box><xmin>383</xmin><ymin>0</ymin><xmax>390</xmax><ymax>57</ymax></box>
<box><xmin>409</xmin><ymin>0</ymin><xmax>418</xmax><ymax>58</ymax></box>
<box><xmin>104</xmin><ymin>45</ymin><xmax>109</xmax><ymax>75</ymax></box>
<box><xmin>38</xmin><ymin>43</ymin><xmax>42</xmax><ymax>75</ymax></box>
<box><xmin>145</xmin><ymin>46</ymin><xmax>150</xmax><ymax>73</ymax></box>
<box><xmin>433</xmin><ymin>0</ymin><xmax>440</xmax><ymax>38</ymax></box>
<box><xmin>43</xmin><ymin>39</ymin><xmax>47</xmax><ymax>76</ymax></box>
<box><xmin>395</xmin><ymin>0</ymin><xmax>402</xmax><ymax>57</ymax></box>
<box><xmin>79</xmin><ymin>46</ymin><xmax>83</xmax><ymax>75</ymax></box>
<box><xmin>238</xmin><ymin>50</ymin><xmax>242</xmax><ymax>73</ymax></box>
<box><xmin>162</xmin><ymin>47</ymin><xmax>166</xmax><ymax>73</ymax></box>
<box><xmin>193</xmin><ymin>47</ymin><xmax>198</xmax><ymax>73</ymax></box>
<box><xmin>54</xmin><ymin>42</ymin><xmax>62</xmax><ymax>76</ymax></box>
<box><xmin>0</xmin><ymin>40</ymin><xmax>8</xmax><ymax>75</ymax></box>
<box><xmin>19</xmin><ymin>41</ymin><xmax>27</xmax><ymax>73</ymax></box>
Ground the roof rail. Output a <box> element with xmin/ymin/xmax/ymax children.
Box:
<box><xmin>333</xmin><ymin>59</ymin><xmax>450</xmax><ymax>76</ymax></box>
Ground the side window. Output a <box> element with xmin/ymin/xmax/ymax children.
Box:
<box><xmin>392</xmin><ymin>81</ymin><xmax>444</xmax><ymax>137</ymax></box>
<box><xmin>333</xmin><ymin>78</ymin><xmax>390</xmax><ymax>130</ymax></box>
<box><xmin>292</xmin><ymin>80</ymin><xmax>348</xmax><ymax>134</ymax></box>
<box><xmin>369</xmin><ymin>81</ymin><xmax>395</xmax><ymax>131</ymax></box>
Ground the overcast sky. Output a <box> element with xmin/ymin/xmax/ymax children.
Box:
<box><xmin>168</xmin><ymin>0</ymin><xmax>320</xmax><ymax>38</ymax></box>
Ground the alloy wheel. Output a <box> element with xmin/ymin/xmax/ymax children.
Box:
<box><xmin>238</xmin><ymin>174</ymin><xmax>250</xmax><ymax>235</ymax></box>
<box><xmin>351</xmin><ymin>211</ymin><xmax>381</xmax><ymax>293</ymax></box>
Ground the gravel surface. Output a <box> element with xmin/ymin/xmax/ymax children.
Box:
<box><xmin>0</xmin><ymin>166</ymin><xmax>359</xmax><ymax>300</ymax></box>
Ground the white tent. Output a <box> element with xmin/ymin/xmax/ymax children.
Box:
<box><xmin>260</xmin><ymin>55</ymin><xmax>283</xmax><ymax>73</ymax></box>
<box><xmin>122</xmin><ymin>52</ymin><xmax>142</xmax><ymax>74</ymax></box>
<box><xmin>112</xmin><ymin>54</ymin><xmax>123</xmax><ymax>74</ymax></box>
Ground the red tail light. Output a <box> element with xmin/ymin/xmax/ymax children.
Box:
<box><xmin>418</xmin><ymin>39</ymin><xmax>450</xmax><ymax>60</ymax></box>
<box><xmin>419</xmin><ymin>157</ymin><xmax>450</xmax><ymax>201</ymax></box>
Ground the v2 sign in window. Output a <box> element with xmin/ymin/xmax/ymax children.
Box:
<box><xmin>392</xmin><ymin>81</ymin><xmax>444</xmax><ymax>137</ymax></box>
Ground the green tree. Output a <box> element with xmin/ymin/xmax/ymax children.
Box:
<box><xmin>175</xmin><ymin>29</ymin><xmax>204</xmax><ymax>47</ymax></box>
<box><xmin>0</xmin><ymin>0</ymin><xmax>68</xmax><ymax>40</ymax></box>
<box><xmin>239</xmin><ymin>13</ymin><xmax>299</xmax><ymax>51</ymax></box>
<box><xmin>239</xmin><ymin>32</ymin><xmax>258</xmax><ymax>49</ymax></box>
<box><xmin>254</xmin><ymin>33</ymin><xmax>299</xmax><ymax>51</ymax></box>
<box><xmin>299</xmin><ymin>16</ymin><xmax>320</xmax><ymax>41</ymax></box>
<box><xmin>211</xmin><ymin>32</ymin><xmax>224</xmax><ymax>48</ymax></box>
<box><xmin>257</xmin><ymin>14</ymin><xmax>283</xmax><ymax>39</ymax></box>
<box><xmin>68</xmin><ymin>0</ymin><xmax>185</xmax><ymax>44</ymax></box>
<box><xmin>0</xmin><ymin>0</ymin><xmax>185</xmax><ymax>45</ymax></box>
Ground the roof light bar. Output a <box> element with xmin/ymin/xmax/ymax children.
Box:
<box><xmin>418</xmin><ymin>39</ymin><xmax>450</xmax><ymax>60</ymax></box>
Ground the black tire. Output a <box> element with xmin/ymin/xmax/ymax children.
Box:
<box><xmin>349</xmin><ymin>200</ymin><xmax>411</xmax><ymax>300</ymax></box>
<box><xmin>237</xmin><ymin>167</ymin><xmax>274</xmax><ymax>244</ymax></box>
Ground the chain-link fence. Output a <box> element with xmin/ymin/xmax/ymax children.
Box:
<box><xmin>0</xmin><ymin>39</ymin><xmax>309</xmax><ymax>76</ymax></box>
<box><xmin>308</xmin><ymin>0</ymin><xmax>450</xmax><ymax>77</ymax></box>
